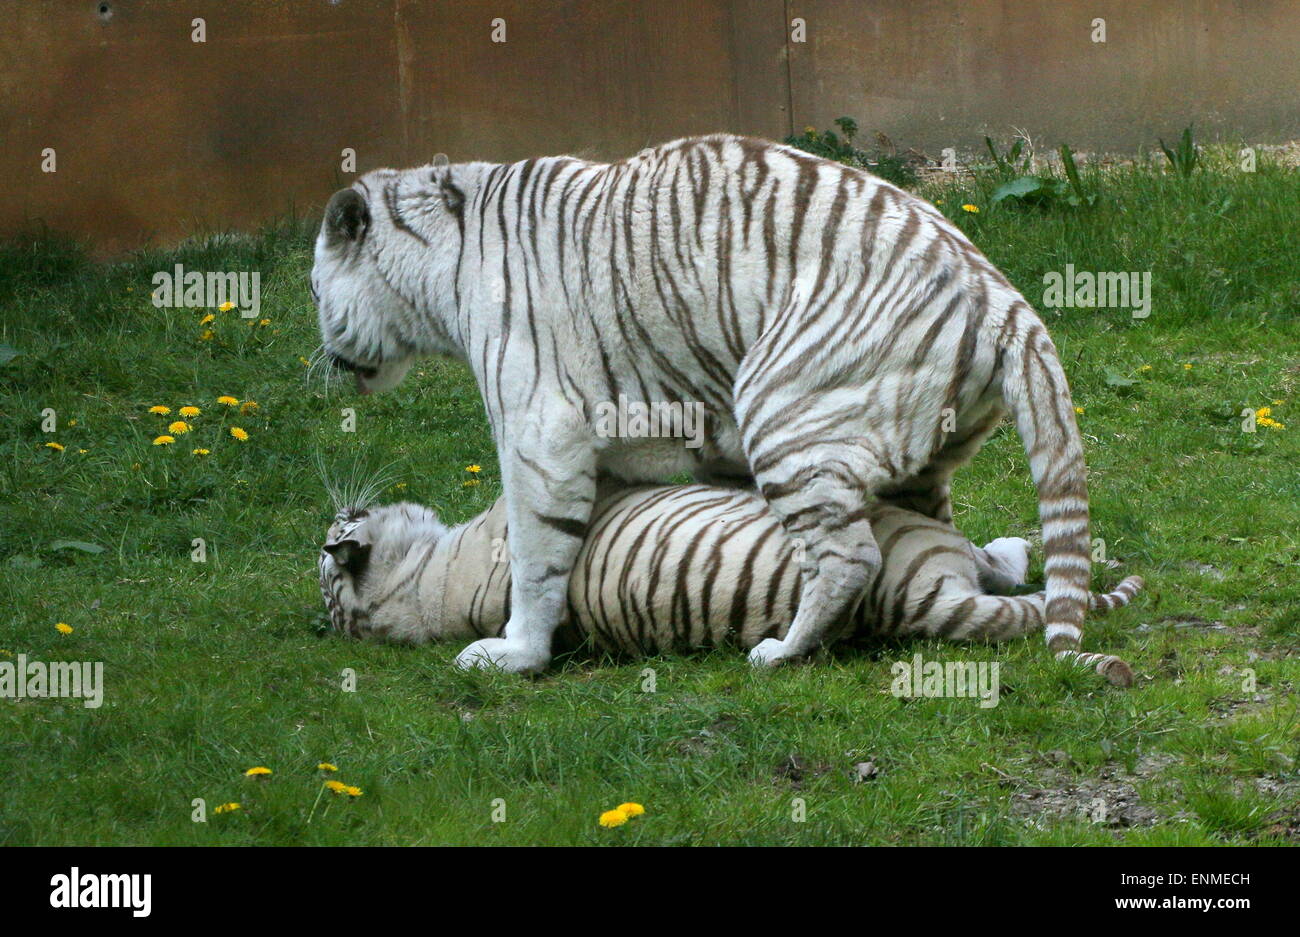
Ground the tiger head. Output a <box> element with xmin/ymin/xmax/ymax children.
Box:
<box><xmin>311</xmin><ymin>164</ymin><xmax>468</xmax><ymax>395</ymax></box>
<box><xmin>318</xmin><ymin>501</ymin><xmax>449</xmax><ymax>641</ymax></box>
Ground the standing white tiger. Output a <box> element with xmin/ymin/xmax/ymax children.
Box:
<box><xmin>310</xmin><ymin>134</ymin><xmax>1130</xmax><ymax>685</ymax></box>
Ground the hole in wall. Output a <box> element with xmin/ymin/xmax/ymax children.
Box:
<box><xmin>97</xmin><ymin>3</ymin><xmax>113</xmax><ymax>23</ymax></box>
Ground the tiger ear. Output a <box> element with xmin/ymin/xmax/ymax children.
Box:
<box><xmin>324</xmin><ymin>188</ymin><xmax>370</xmax><ymax>245</ymax></box>
<box><xmin>323</xmin><ymin>538</ymin><xmax>372</xmax><ymax>574</ymax></box>
<box><xmin>430</xmin><ymin>154</ymin><xmax>463</xmax><ymax>213</ymax></box>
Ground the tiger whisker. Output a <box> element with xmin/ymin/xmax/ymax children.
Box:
<box><xmin>316</xmin><ymin>449</ymin><xmax>402</xmax><ymax>515</ymax></box>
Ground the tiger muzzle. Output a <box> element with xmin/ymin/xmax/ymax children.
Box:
<box><xmin>328</xmin><ymin>353</ymin><xmax>380</xmax><ymax>395</ymax></box>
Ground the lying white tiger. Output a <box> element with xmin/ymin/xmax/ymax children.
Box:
<box><xmin>319</xmin><ymin>485</ymin><xmax>1142</xmax><ymax>668</ymax></box>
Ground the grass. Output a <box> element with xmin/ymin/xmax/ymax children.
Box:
<box><xmin>1</xmin><ymin>148</ymin><xmax>1297</xmax><ymax>846</ymax></box>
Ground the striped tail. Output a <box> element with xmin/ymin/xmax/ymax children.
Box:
<box><xmin>915</xmin><ymin>575</ymin><xmax>1146</xmax><ymax>643</ymax></box>
<box><xmin>999</xmin><ymin>315</ymin><xmax>1135</xmax><ymax>688</ymax></box>
<box><xmin>1089</xmin><ymin>575</ymin><xmax>1144</xmax><ymax>611</ymax></box>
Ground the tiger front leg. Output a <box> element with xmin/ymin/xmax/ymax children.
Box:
<box><xmin>454</xmin><ymin>412</ymin><xmax>596</xmax><ymax>675</ymax></box>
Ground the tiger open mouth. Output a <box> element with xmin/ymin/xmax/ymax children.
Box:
<box><xmin>328</xmin><ymin>354</ymin><xmax>380</xmax><ymax>395</ymax></box>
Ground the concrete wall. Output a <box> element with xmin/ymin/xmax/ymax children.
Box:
<box><xmin>3</xmin><ymin>1</ymin><xmax>1297</xmax><ymax>251</ymax></box>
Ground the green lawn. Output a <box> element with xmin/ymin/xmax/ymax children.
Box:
<box><xmin>1</xmin><ymin>148</ymin><xmax>1297</xmax><ymax>845</ymax></box>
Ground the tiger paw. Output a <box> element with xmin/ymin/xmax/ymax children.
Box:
<box><xmin>748</xmin><ymin>637</ymin><xmax>794</xmax><ymax>668</ymax></box>
<box><xmin>983</xmin><ymin>536</ymin><xmax>1032</xmax><ymax>585</ymax></box>
<box><xmin>454</xmin><ymin>638</ymin><xmax>550</xmax><ymax>675</ymax></box>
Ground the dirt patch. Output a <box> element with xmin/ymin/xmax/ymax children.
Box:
<box><xmin>1209</xmin><ymin>667</ymin><xmax>1291</xmax><ymax>720</ymax></box>
<box><xmin>997</xmin><ymin>753</ymin><xmax>1182</xmax><ymax>831</ymax></box>
<box><xmin>670</xmin><ymin>715</ymin><xmax>738</xmax><ymax>757</ymax></box>
<box><xmin>1259</xmin><ymin>805</ymin><xmax>1300</xmax><ymax>841</ymax></box>
<box><xmin>1137</xmin><ymin>615</ymin><xmax>1228</xmax><ymax>633</ymax></box>
<box><xmin>772</xmin><ymin>753</ymin><xmax>833</xmax><ymax>790</ymax></box>
<box><xmin>1254</xmin><ymin>776</ymin><xmax>1300</xmax><ymax>842</ymax></box>
<box><xmin>1206</xmin><ymin>691</ymin><xmax>1273</xmax><ymax>720</ymax></box>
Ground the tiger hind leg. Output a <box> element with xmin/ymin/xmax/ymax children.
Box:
<box><xmin>744</xmin><ymin>438</ymin><xmax>889</xmax><ymax>667</ymax></box>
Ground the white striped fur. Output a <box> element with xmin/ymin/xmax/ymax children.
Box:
<box><xmin>319</xmin><ymin>487</ymin><xmax>1143</xmax><ymax>679</ymax></box>
<box><xmin>311</xmin><ymin>134</ymin><xmax>1122</xmax><ymax>681</ymax></box>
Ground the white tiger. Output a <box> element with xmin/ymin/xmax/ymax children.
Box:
<box><xmin>318</xmin><ymin>486</ymin><xmax>1142</xmax><ymax>675</ymax></box>
<box><xmin>311</xmin><ymin>134</ymin><xmax>1126</xmax><ymax>683</ymax></box>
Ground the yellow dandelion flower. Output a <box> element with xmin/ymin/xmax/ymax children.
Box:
<box><xmin>962</xmin><ymin>204</ymin><xmax>979</xmax><ymax>213</ymax></box>
<box><xmin>462</xmin><ymin>479</ymin><xmax>480</xmax><ymax>487</ymax></box>
<box><xmin>466</xmin><ymin>464</ymin><xmax>482</xmax><ymax>473</ymax></box>
<box><xmin>77</xmin><ymin>449</ymin><xmax>88</xmax><ymax>454</ymax></box>
<box><xmin>131</xmin><ymin>462</ymin><xmax>141</xmax><ymax>470</ymax></box>
<box><xmin>199</xmin><ymin>313</ymin><xmax>215</xmax><ymax>325</ymax></box>
<box><xmin>44</xmin><ymin>441</ymin><xmax>65</xmax><ymax>451</ymax></box>
<box><xmin>1272</xmin><ymin>399</ymin><xmax>1285</xmax><ymax>406</ymax></box>
<box><xmin>1183</xmin><ymin>363</ymin><xmax>1192</xmax><ymax>370</ymax></box>
<box><xmin>393</xmin><ymin>482</ymin><xmax>407</xmax><ymax>490</ymax></box>
<box><xmin>168</xmin><ymin>420</ymin><xmax>191</xmax><ymax>435</ymax></box>
<box><xmin>1138</xmin><ymin>365</ymin><xmax>1152</xmax><ymax>372</ymax></box>
<box><xmin>0</xmin><ymin>649</ymin><xmax>11</xmax><ymax>656</ymax></box>
<box><xmin>239</xmin><ymin>400</ymin><xmax>259</xmax><ymax>414</ymax></box>
<box><xmin>1255</xmin><ymin>407</ymin><xmax>1272</xmax><ymax>419</ymax></box>
<box><xmin>324</xmin><ymin>780</ymin><xmax>348</xmax><ymax>794</ymax></box>
<box><xmin>230</xmin><ymin>426</ymin><xmax>249</xmax><ymax>442</ymax></box>
<box><xmin>179</xmin><ymin>405</ymin><xmax>201</xmax><ymax>417</ymax></box>
<box><xmin>200</xmin><ymin>329</ymin><xmax>215</xmax><ymax>341</ymax></box>
<box><xmin>257</xmin><ymin>318</ymin><xmax>271</xmax><ymax>327</ymax></box>
<box><xmin>244</xmin><ymin>766</ymin><xmax>272</xmax><ymax>777</ymax></box>
<box><xmin>126</xmin><ymin>286</ymin><xmax>134</xmax><ymax>292</ymax></box>
<box><xmin>55</xmin><ymin>622</ymin><xmax>73</xmax><ymax>635</ymax></box>
<box><xmin>344</xmin><ymin>785</ymin><xmax>363</xmax><ymax>797</ymax></box>
<box><xmin>1074</xmin><ymin>406</ymin><xmax>1084</xmax><ymax>415</ymax></box>
<box><xmin>68</xmin><ymin>419</ymin><xmax>77</xmax><ymax>426</ymax></box>
<box><xmin>217</xmin><ymin>395</ymin><xmax>239</xmax><ymax>406</ymax></box>
<box><xmin>148</xmin><ymin>405</ymin><xmax>171</xmax><ymax>415</ymax></box>
<box><xmin>318</xmin><ymin>763</ymin><xmax>338</xmax><ymax>772</ymax></box>
<box><xmin>935</xmin><ymin>199</ymin><xmax>944</xmax><ymax>206</ymax></box>
<box><xmin>191</xmin><ymin>448</ymin><xmax>210</xmax><ymax>456</ymax></box>
<box><xmin>153</xmin><ymin>435</ymin><xmax>175</xmax><ymax>446</ymax></box>
<box><xmin>599</xmin><ymin>808</ymin><xmax>629</xmax><ymax>828</ymax></box>
<box><xmin>219</xmin><ymin>301</ymin><xmax>236</xmax><ymax>312</ymax></box>
<box><xmin>616</xmin><ymin>802</ymin><xmax>646</xmax><ymax>817</ymax></box>
<box><xmin>299</xmin><ymin>356</ymin><xmax>311</xmax><ymax>367</ymax></box>
<box><xmin>213</xmin><ymin>802</ymin><xmax>241</xmax><ymax>814</ymax></box>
